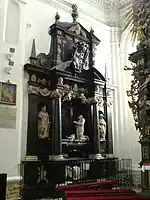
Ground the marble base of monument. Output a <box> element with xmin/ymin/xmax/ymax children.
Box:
<box><xmin>49</xmin><ymin>155</ymin><xmax>65</xmax><ymax>161</ymax></box>
<box><xmin>105</xmin><ymin>154</ymin><xmax>116</xmax><ymax>158</ymax></box>
<box><xmin>89</xmin><ymin>153</ymin><xmax>104</xmax><ymax>159</ymax></box>
<box><xmin>24</xmin><ymin>156</ymin><xmax>38</xmax><ymax>161</ymax></box>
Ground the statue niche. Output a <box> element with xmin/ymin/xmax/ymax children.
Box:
<box><xmin>62</xmin><ymin>102</ymin><xmax>73</xmax><ymax>139</ymax></box>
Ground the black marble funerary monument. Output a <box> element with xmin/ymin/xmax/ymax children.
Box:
<box><xmin>24</xmin><ymin>4</ymin><xmax>114</xmax><ymax>161</ymax></box>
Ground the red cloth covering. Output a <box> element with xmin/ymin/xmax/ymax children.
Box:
<box><xmin>67</xmin><ymin>195</ymin><xmax>148</xmax><ymax>200</ymax></box>
<box><xmin>64</xmin><ymin>188</ymin><xmax>136</xmax><ymax>196</ymax></box>
<box><xmin>143</xmin><ymin>163</ymin><xmax>150</xmax><ymax>166</ymax></box>
<box><xmin>57</xmin><ymin>180</ymin><xmax>119</xmax><ymax>191</ymax></box>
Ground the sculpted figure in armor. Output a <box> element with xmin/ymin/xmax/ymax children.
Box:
<box><xmin>99</xmin><ymin>112</ymin><xmax>106</xmax><ymax>140</ymax></box>
<box><xmin>38</xmin><ymin>105</ymin><xmax>50</xmax><ymax>139</ymax></box>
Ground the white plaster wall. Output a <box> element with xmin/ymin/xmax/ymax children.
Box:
<box><xmin>5</xmin><ymin>0</ymin><xmax>20</xmax><ymax>44</ymax></box>
<box><xmin>0</xmin><ymin>0</ymin><xmax>26</xmax><ymax>176</ymax></box>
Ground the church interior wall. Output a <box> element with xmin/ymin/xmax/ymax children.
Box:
<box><xmin>0</xmin><ymin>0</ymin><xmax>141</xmax><ymax>181</ymax></box>
<box><xmin>0</xmin><ymin>0</ymin><xmax>26</xmax><ymax>177</ymax></box>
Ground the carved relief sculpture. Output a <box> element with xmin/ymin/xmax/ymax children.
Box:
<box><xmin>57</xmin><ymin>77</ymin><xmax>63</xmax><ymax>86</ymax></box>
<box><xmin>79</xmin><ymin>93</ymin><xmax>87</xmax><ymax>104</ymax></box>
<box><xmin>99</xmin><ymin>113</ymin><xmax>106</xmax><ymax>140</ymax></box>
<box><xmin>73</xmin><ymin>84</ymin><xmax>78</xmax><ymax>92</ymax></box>
<box><xmin>71</xmin><ymin>42</ymin><xmax>89</xmax><ymax>72</ymax></box>
<box><xmin>38</xmin><ymin>105</ymin><xmax>50</xmax><ymax>139</ymax></box>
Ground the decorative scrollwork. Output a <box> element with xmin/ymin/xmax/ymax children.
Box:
<box><xmin>37</xmin><ymin>165</ymin><xmax>48</xmax><ymax>184</ymax></box>
<box><xmin>51</xmin><ymin>89</ymin><xmax>62</xmax><ymax>98</ymax></box>
<box><xmin>107</xmin><ymin>100</ymin><xmax>113</xmax><ymax>107</ymax></box>
<box><xmin>31</xmin><ymin>74</ymin><xmax>37</xmax><ymax>82</ymax></box>
<box><xmin>79</xmin><ymin>93</ymin><xmax>88</xmax><ymax>104</ymax></box>
<box><xmin>88</xmin><ymin>97</ymin><xmax>98</xmax><ymax>105</ymax></box>
<box><xmin>96</xmin><ymin>96</ymin><xmax>104</xmax><ymax>107</ymax></box>
<box><xmin>39</xmin><ymin>88</ymin><xmax>51</xmax><ymax>96</ymax></box>
<box><xmin>28</xmin><ymin>85</ymin><xmax>51</xmax><ymax>97</ymax></box>
<box><xmin>28</xmin><ymin>85</ymin><xmax>39</xmax><ymax>95</ymax></box>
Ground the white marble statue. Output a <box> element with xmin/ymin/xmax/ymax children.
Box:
<box><xmin>99</xmin><ymin>113</ymin><xmax>106</xmax><ymax>140</ymax></box>
<box><xmin>38</xmin><ymin>105</ymin><xmax>50</xmax><ymax>139</ymax></box>
<box><xmin>73</xmin><ymin>115</ymin><xmax>85</xmax><ymax>140</ymax></box>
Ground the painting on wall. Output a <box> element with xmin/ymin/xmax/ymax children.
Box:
<box><xmin>0</xmin><ymin>81</ymin><xmax>17</xmax><ymax>105</ymax></box>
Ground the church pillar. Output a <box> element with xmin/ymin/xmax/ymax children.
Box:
<box><xmin>89</xmin><ymin>99</ymin><xmax>103</xmax><ymax>159</ymax></box>
<box><xmin>110</xmin><ymin>27</ymin><xmax>123</xmax><ymax>157</ymax></box>
<box><xmin>110</xmin><ymin>27</ymin><xmax>129</xmax><ymax>158</ymax></box>
<box><xmin>50</xmin><ymin>90</ymin><xmax>64</xmax><ymax>160</ymax></box>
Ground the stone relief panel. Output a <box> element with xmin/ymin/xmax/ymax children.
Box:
<box><xmin>5</xmin><ymin>0</ymin><xmax>20</xmax><ymax>44</ymax></box>
<box><xmin>0</xmin><ymin>107</ymin><xmax>17</xmax><ymax>129</ymax></box>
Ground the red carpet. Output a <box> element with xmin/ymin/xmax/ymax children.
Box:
<box><xmin>67</xmin><ymin>196</ymin><xmax>148</xmax><ymax>200</ymax></box>
<box><xmin>65</xmin><ymin>188</ymin><xmax>136</xmax><ymax>196</ymax></box>
<box><xmin>57</xmin><ymin>180</ymin><xmax>119</xmax><ymax>191</ymax></box>
<box><xmin>57</xmin><ymin>180</ymin><xmax>149</xmax><ymax>200</ymax></box>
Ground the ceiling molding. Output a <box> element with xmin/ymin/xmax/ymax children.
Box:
<box><xmin>95</xmin><ymin>0</ymin><xmax>119</xmax><ymax>10</ymax></box>
<box><xmin>38</xmin><ymin>0</ymin><xmax>111</xmax><ymax>27</ymax></box>
<box><xmin>94</xmin><ymin>0</ymin><xmax>131</xmax><ymax>10</ymax></box>
<box><xmin>37</xmin><ymin>0</ymin><xmax>131</xmax><ymax>28</ymax></box>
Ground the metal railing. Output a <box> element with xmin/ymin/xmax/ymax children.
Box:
<box><xmin>0</xmin><ymin>173</ymin><xmax>7</xmax><ymax>200</ymax></box>
<box><xmin>21</xmin><ymin>158</ymin><xmax>132</xmax><ymax>199</ymax></box>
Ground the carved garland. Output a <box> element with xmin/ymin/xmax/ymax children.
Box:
<box><xmin>28</xmin><ymin>85</ymin><xmax>88</xmax><ymax>101</ymax></box>
<box><xmin>28</xmin><ymin>84</ymin><xmax>113</xmax><ymax>107</ymax></box>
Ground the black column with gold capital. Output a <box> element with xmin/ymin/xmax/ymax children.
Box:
<box><xmin>89</xmin><ymin>99</ymin><xmax>104</xmax><ymax>159</ymax></box>
<box><xmin>50</xmin><ymin>90</ymin><xmax>64</xmax><ymax>160</ymax></box>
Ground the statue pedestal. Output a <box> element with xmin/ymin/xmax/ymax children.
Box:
<box><xmin>37</xmin><ymin>138</ymin><xmax>51</xmax><ymax>156</ymax></box>
<box><xmin>100</xmin><ymin>140</ymin><xmax>106</xmax><ymax>154</ymax></box>
<box><xmin>105</xmin><ymin>154</ymin><xmax>116</xmax><ymax>158</ymax></box>
<box><xmin>49</xmin><ymin>155</ymin><xmax>65</xmax><ymax>161</ymax></box>
<box><xmin>89</xmin><ymin>153</ymin><xmax>104</xmax><ymax>159</ymax></box>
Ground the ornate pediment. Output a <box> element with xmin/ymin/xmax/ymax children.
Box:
<box><xmin>26</xmin><ymin>3</ymin><xmax>103</xmax><ymax>82</ymax></box>
<box><xmin>27</xmin><ymin>4</ymin><xmax>100</xmax><ymax>75</ymax></box>
<box><xmin>52</xmin><ymin>21</ymin><xmax>100</xmax><ymax>43</ymax></box>
<box><xmin>67</xmin><ymin>23</ymin><xmax>87</xmax><ymax>38</ymax></box>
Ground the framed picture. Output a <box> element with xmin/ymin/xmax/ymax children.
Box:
<box><xmin>0</xmin><ymin>81</ymin><xmax>17</xmax><ymax>105</ymax></box>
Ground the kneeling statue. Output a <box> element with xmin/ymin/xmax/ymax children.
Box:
<box><xmin>73</xmin><ymin>115</ymin><xmax>89</xmax><ymax>141</ymax></box>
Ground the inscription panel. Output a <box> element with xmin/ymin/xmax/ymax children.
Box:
<box><xmin>0</xmin><ymin>107</ymin><xmax>16</xmax><ymax>129</ymax></box>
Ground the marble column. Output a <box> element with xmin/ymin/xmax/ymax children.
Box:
<box><xmin>89</xmin><ymin>99</ymin><xmax>103</xmax><ymax>159</ymax></box>
<box><xmin>50</xmin><ymin>90</ymin><xmax>64</xmax><ymax>160</ymax></box>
